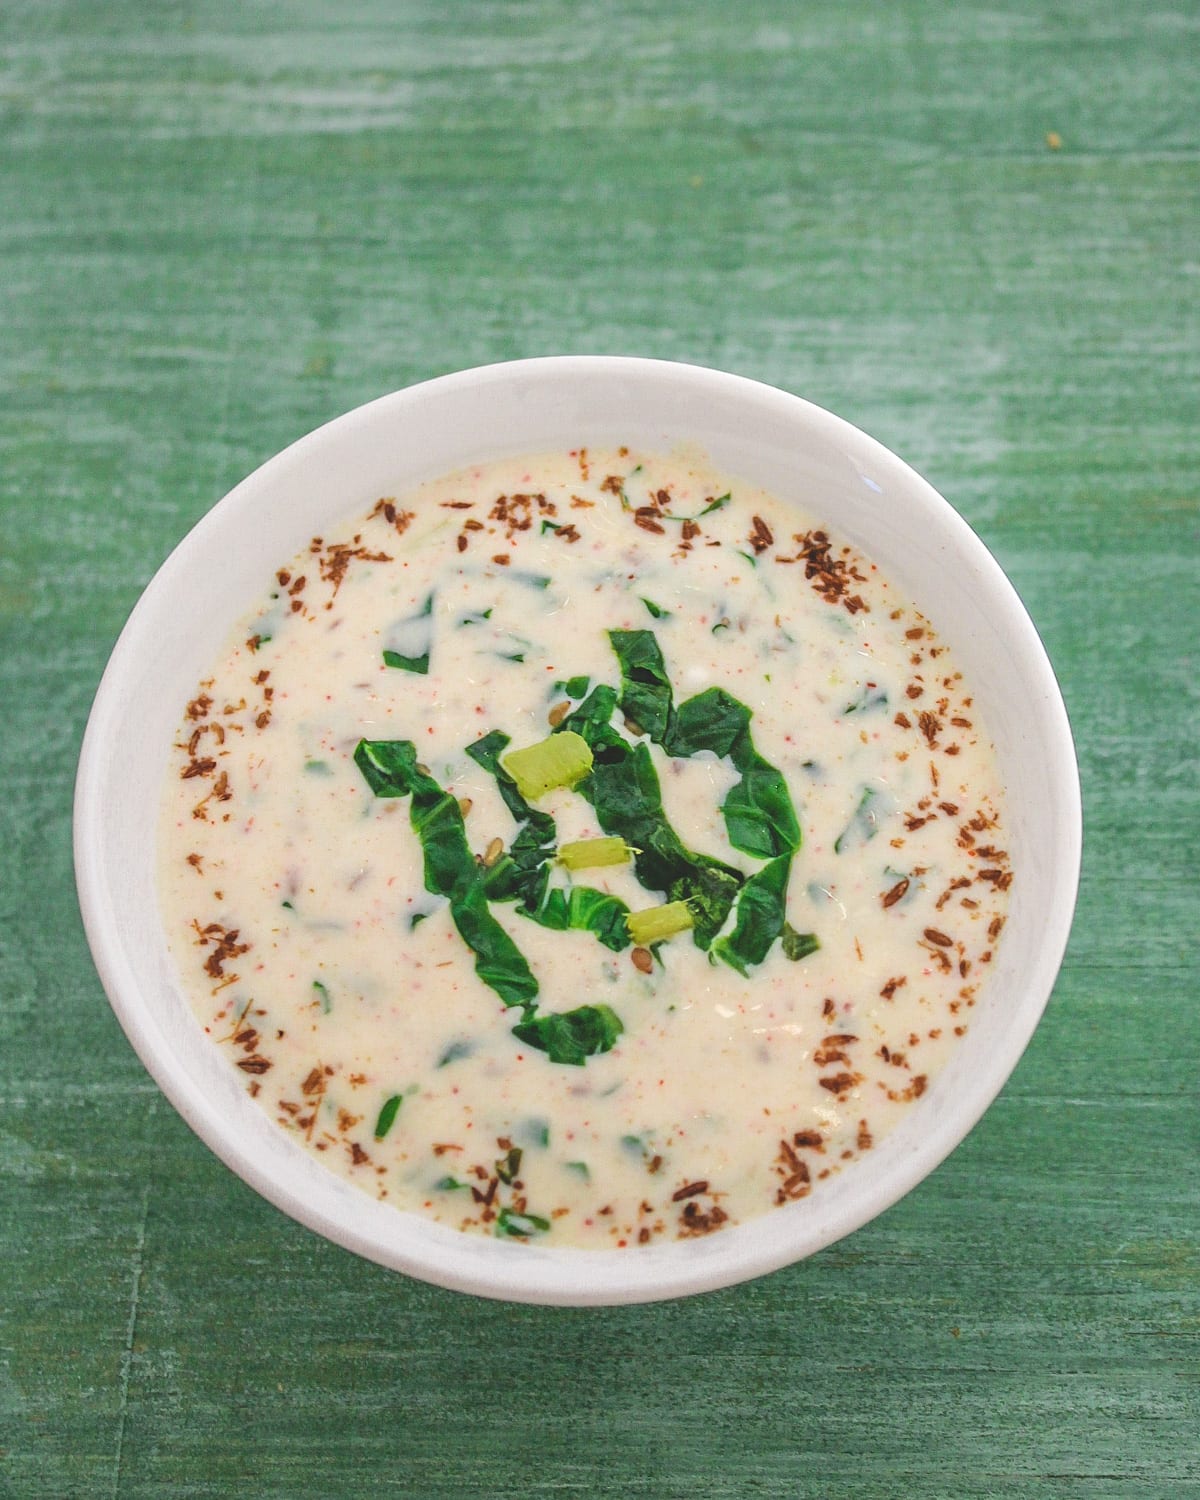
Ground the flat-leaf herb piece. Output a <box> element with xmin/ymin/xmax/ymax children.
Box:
<box><xmin>502</xmin><ymin>731</ymin><xmax>593</xmax><ymax>801</ymax></box>
<box><xmin>609</xmin><ymin>629</ymin><xmax>673</xmax><ymax>744</ymax></box>
<box><xmin>627</xmin><ymin>901</ymin><xmax>694</xmax><ymax>946</ymax></box>
<box><xmin>374</xmin><ymin>1094</ymin><xmax>403</xmax><ymax>1140</ymax></box>
<box><xmin>511</xmin><ymin>1003</ymin><xmax>624</xmax><ymax>1066</ymax></box>
<box><xmin>312</xmin><ymin>979</ymin><xmax>332</xmax><ymax>1013</ymax></box>
<box><xmin>557</xmin><ymin>836</ymin><xmax>631</xmax><ymax>871</ymax></box>
<box><xmin>641</xmin><ymin>598</ymin><xmax>671</xmax><ymax>620</ymax></box>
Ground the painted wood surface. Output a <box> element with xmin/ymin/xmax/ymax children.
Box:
<box><xmin>1</xmin><ymin>2</ymin><xmax>1196</xmax><ymax>1495</ymax></box>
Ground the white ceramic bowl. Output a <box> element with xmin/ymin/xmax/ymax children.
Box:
<box><xmin>74</xmin><ymin>357</ymin><xmax>1081</xmax><ymax>1304</ymax></box>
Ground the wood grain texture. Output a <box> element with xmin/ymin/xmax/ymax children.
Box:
<box><xmin>1</xmin><ymin>1</ymin><xmax>1196</xmax><ymax>1495</ymax></box>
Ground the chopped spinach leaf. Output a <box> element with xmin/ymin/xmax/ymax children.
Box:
<box><xmin>664</xmin><ymin>686</ymin><xmax>751</xmax><ymax>760</ymax></box>
<box><xmin>713</xmin><ymin>855</ymin><xmax>792</xmax><ymax>975</ymax></box>
<box><xmin>529</xmin><ymin>883</ymin><xmax>631</xmax><ymax>951</ymax></box>
<box><xmin>782</xmin><ymin>925</ymin><xmax>820</xmax><ymax>962</ymax></box>
<box><xmin>512</xmin><ymin>1003</ymin><xmax>624</xmax><ymax>1066</ymax></box>
<box><xmin>382</xmin><ymin>648</ymin><xmax>430</xmax><ymax>674</ymax></box>
<box><xmin>664</xmin><ymin>687</ymin><xmax>801</xmax><ymax>859</ymax></box>
<box><xmin>641</xmin><ymin>597</ymin><xmax>671</xmax><ymax>620</ymax></box>
<box><xmin>495</xmin><ymin>1206</ymin><xmax>551</xmax><ymax>1237</ymax></box>
<box><xmin>609</xmin><ymin>629</ymin><xmax>673</xmax><ymax>744</ymax></box>
<box><xmin>373</xmin><ymin>1094</ymin><xmax>403</xmax><ymax>1140</ymax></box>
<box><xmin>721</xmin><ymin>754</ymin><xmax>801</xmax><ymax>859</ymax></box>
<box><xmin>578</xmin><ymin>737</ymin><xmax>741</xmax><ymax>949</ymax></box>
<box><xmin>312</xmin><ymin>979</ymin><xmax>331</xmax><ymax>1013</ymax></box>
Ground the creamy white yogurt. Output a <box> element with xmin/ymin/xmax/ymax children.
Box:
<box><xmin>159</xmin><ymin>445</ymin><xmax>1011</xmax><ymax>1248</ymax></box>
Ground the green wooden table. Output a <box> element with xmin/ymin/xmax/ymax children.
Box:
<box><xmin>2</xmin><ymin>2</ymin><xmax>1196</xmax><ymax>1495</ymax></box>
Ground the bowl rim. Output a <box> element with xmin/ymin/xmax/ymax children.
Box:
<box><xmin>74</xmin><ymin>355</ymin><xmax>1083</xmax><ymax>1304</ymax></box>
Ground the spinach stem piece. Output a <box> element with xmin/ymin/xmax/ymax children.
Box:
<box><xmin>502</xmin><ymin>731</ymin><xmax>593</xmax><ymax>800</ymax></box>
<box><xmin>627</xmin><ymin>901</ymin><xmax>695</xmax><ymax>946</ymax></box>
<box><xmin>557</xmin><ymin>836</ymin><xmax>631</xmax><ymax>871</ymax></box>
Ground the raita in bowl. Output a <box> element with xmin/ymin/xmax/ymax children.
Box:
<box><xmin>75</xmin><ymin>358</ymin><xmax>1080</xmax><ymax>1303</ymax></box>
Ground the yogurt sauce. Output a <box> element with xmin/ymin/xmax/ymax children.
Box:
<box><xmin>159</xmin><ymin>445</ymin><xmax>1012</xmax><ymax>1248</ymax></box>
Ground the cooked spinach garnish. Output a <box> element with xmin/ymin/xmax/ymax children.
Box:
<box><xmin>713</xmin><ymin>854</ymin><xmax>792</xmax><ymax>975</ymax></box>
<box><xmin>564</xmin><ymin>727</ymin><xmax>741</xmax><ymax>950</ymax></box>
<box><xmin>466</xmin><ymin>730</ymin><xmax>557</xmax><ymax>913</ymax></box>
<box><xmin>312</xmin><ymin>979</ymin><xmax>332</xmax><ymax>1013</ymax></box>
<box><xmin>664</xmin><ymin>686</ymin><xmax>750</xmax><ymax>759</ymax></box>
<box><xmin>383</xmin><ymin>648</ymin><xmax>430</xmax><ymax>674</ymax></box>
<box><xmin>664</xmin><ymin>687</ymin><xmax>800</xmax><ymax>858</ymax></box>
<box><xmin>511</xmin><ymin>1004</ymin><xmax>624</xmax><ymax>1066</ymax></box>
<box><xmin>358</xmin><ymin>621</ymin><xmax>817</xmax><ymax>1062</ymax></box>
<box><xmin>609</xmin><ymin>629</ymin><xmax>673</xmax><ymax>744</ymax></box>
<box><xmin>721</xmin><ymin>753</ymin><xmax>801</xmax><ymax>859</ymax></box>
<box><xmin>530</xmin><ymin>884</ymin><xmax>631</xmax><ymax>951</ymax></box>
<box><xmin>641</xmin><ymin>598</ymin><xmax>671</xmax><ymax>620</ymax></box>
